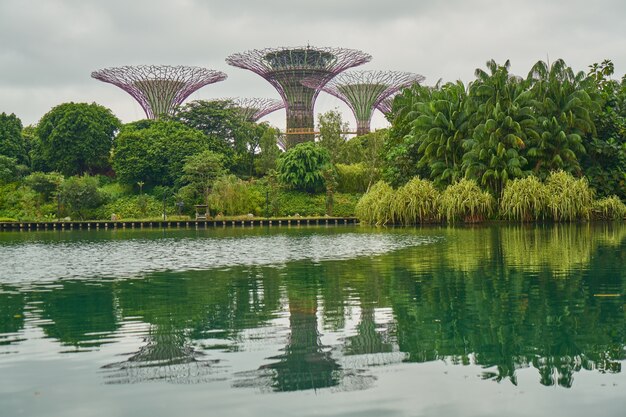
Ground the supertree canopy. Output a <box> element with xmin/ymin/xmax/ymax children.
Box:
<box><xmin>377</xmin><ymin>94</ymin><xmax>396</xmax><ymax>116</ymax></box>
<box><xmin>217</xmin><ymin>97</ymin><xmax>285</xmax><ymax>122</ymax></box>
<box><xmin>226</xmin><ymin>46</ymin><xmax>371</xmax><ymax>147</ymax></box>
<box><xmin>91</xmin><ymin>65</ymin><xmax>227</xmax><ymax>119</ymax></box>
<box><xmin>306</xmin><ymin>70</ymin><xmax>424</xmax><ymax>135</ymax></box>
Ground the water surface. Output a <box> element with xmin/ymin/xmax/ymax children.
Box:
<box><xmin>0</xmin><ymin>225</ymin><xmax>624</xmax><ymax>416</ymax></box>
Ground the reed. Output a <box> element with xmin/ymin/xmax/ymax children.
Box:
<box><xmin>545</xmin><ymin>171</ymin><xmax>593</xmax><ymax>221</ymax></box>
<box><xmin>355</xmin><ymin>181</ymin><xmax>394</xmax><ymax>225</ymax></box>
<box><xmin>500</xmin><ymin>176</ymin><xmax>549</xmax><ymax>222</ymax></box>
<box><xmin>391</xmin><ymin>177</ymin><xmax>440</xmax><ymax>225</ymax></box>
<box><xmin>439</xmin><ymin>179</ymin><xmax>494</xmax><ymax>223</ymax></box>
<box><xmin>591</xmin><ymin>196</ymin><xmax>626</xmax><ymax>220</ymax></box>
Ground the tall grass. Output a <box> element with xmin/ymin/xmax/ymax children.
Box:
<box><xmin>209</xmin><ymin>175</ymin><xmax>263</xmax><ymax>216</ymax></box>
<box><xmin>592</xmin><ymin>196</ymin><xmax>626</xmax><ymax>220</ymax></box>
<box><xmin>545</xmin><ymin>171</ymin><xmax>593</xmax><ymax>221</ymax></box>
<box><xmin>439</xmin><ymin>179</ymin><xmax>494</xmax><ymax>223</ymax></box>
<box><xmin>355</xmin><ymin>181</ymin><xmax>394</xmax><ymax>225</ymax></box>
<box><xmin>500</xmin><ymin>176</ymin><xmax>549</xmax><ymax>222</ymax></box>
<box><xmin>391</xmin><ymin>177</ymin><xmax>440</xmax><ymax>224</ymax></box>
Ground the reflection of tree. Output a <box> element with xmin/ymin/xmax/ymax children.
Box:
<box><xmin>38</xmin><ymin>281</ymin><xmax>118</xmax><ymax>348</ymax></box>
<box><xmin>0</xmin><ymin>285</ymin><xmax>25</xmax><ymax>344</ymax></box>
<box><xmin>386</xmin><ymin>224</ymin><xmax>626</xmax><ymax>387</ymax></box>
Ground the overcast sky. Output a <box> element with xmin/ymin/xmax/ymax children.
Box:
<box><xmin>1</xmin><ymin>0</ymin><xmax>624</xmax><ymax>131</ymax></box>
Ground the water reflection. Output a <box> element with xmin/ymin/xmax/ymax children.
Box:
<box><xmin>0</xmin><ymin>224</ymin><xmax>624</xmax><ymax>392</ymax></box>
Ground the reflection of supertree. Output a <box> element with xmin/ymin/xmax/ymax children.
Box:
<box><xmin>304</xmin><ymin>71</ymin><xmax>424</xmax><ymax>135</ymax></box>
<box><xmin>101</xmin><ymin>323</ymin><xmax>224</xmax><ymax>384</ymax></box>
<box><xmin>226</xmin><ymin>46</ymin><xmax>371</xmax><ymax>146</ymax></box>
<box><xmin>217</xmin><ymin>97</ymin><xmax>285</xmax><ymax>122</ymax></box>
<box><xmin>234</xmin><ymin>266</ymin><xmax>374</xmax><ymax>392</ymax></box>
<box><xmin>91</xmin><ymin>65</ymin><xmax>227</xmax><ymax>119</ymax></box>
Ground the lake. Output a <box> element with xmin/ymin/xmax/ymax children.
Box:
<box><xmin>0</xmin><ymin>224</ymin><xmax>624</xmax><ymax>417</ymax></box>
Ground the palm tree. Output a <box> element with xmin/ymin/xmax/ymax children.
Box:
<box><xmin>409</xmin><ymin>81</ymin><xmax>469</xmax><ymax>187</ymax></box>
<box><xmin>462</xmin><ymin>60</ymin><xmax>537</xmax><ymax>196</ymax></box>
<box><xmin>525</xmin><ymin>59</ymin><xmax>598</xmax><ymax>177</ymax></box>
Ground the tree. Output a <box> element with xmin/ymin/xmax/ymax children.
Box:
<box><xmin>384</xmin><ymin>84</ymin><xmax>433</xmax><ymax>186</ymax></box>
<box><xmin>180</xmin><ymin>150</ymin><xmax>226</xmax><ymax>206</ymax></box>
<box><xmin>173</xmin><ymin>100</ymin><xmax>264</xmax><ymax>175</ymax></box>
<box><xmin>316</xmin><ymin>110</ymin><xmax>348</xmax><ymax>163</ymax></box>
<box><xmin>112</xmin><ymin>120</ymin><xmax>210</xmax><ymax>187</ymax></box>
<box><xmin>462</xmin><ymin>60</ymin><xmax>535</xmax><ymax>196</ymax></box>
<box><xmin>59</xmin><ymin>175</ymin><xmax>103</xmax><ymax>220</ymax></box>
<box><xmin>255</xmin><ymin>126</ymin><xmax>282</xmax><ymax>176</ymax></box>
<box><xmin>525</xmin><ymin>59</ymin><xmax>596</xmax><ymax>177</ymax></box>
<box><xmin>409</xmin><ymin>81</ymin><xmax>469</xmax><ymax>188</ymax></box>
<box><xmin>0</xmin><ymin>112</ymin><xmax>27</xmax><ymax>164</ymax></box>
<box><xmin>582</xmin><ymin>60</ymin><xmax>626</xmax><ymax>199</ymax></box>
<box><xmin>277</xmin><ymin>142</ymin><xmax>332</xmax><ymax>193</ymax></box>
<box><xmin>36</xmin><ymin>103</ymin><xmax>120</xmax><ymax>176</ymax></box>
<box><xmin>0</xmin><ymin>156</ymin><xmax>19</xmax><ymax>184</ymax></box>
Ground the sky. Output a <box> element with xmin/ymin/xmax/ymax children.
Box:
<box><xmin>1</xmin><ymin>0</ymin><xmax>624</xmax><ymax>131</ymax></box>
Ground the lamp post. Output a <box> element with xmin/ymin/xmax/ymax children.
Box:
<box><xmin>162</xmin><ymin>192</ymin><xmax>167</xmax><ymax>221</ymax></box>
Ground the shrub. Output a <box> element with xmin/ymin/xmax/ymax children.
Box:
<box><xmin>592</xmin><ymin>196</ymin><xmax>626</xmax><ymax>220</ymax></box>
<box><xmin>355</xmin><ymin>181</ymin><xmax>394</xmax><ymax>225</ymax></box>
<box><xmin>500</xmin><ymin>176</ymin><xmax>549</xmax><ymax>222</ymax></box>
<box><xmin>545</xmin><ymin>170</ymin><xmax>593</xmax><ymax>221</ymax></box>
<box><xmin>208</xmin><ymin>175</ymin><xmax>263</xmax><ymax>216</ymax></box>
<box><xmin>440</xmin><ymin>179</ymin><xmax>494</xmax><ymax>223</ymax></box>
<box><xmin>23</xmin><ymin>171</ymin><xmax>64</xmax><ymax>201</ymax></box>
<box><xmin>58</xmin><ymin>175</ymin><xmax>104</xmax><ymax>220</ymax></box>
<box><xmin>335</xmin><ymin>163</ymin><xmax>370</xmax><ymax>193</ymax></box>
<box><xmin>391</xmin><ymin>177</ymin><xmax>440</xmax><ymax>224</ymax></box>
<box><xmin>277</xmin><ymin>142</ymin><xmax>331</xmax><ymax>193</ymax></box>
<box><xmin>95</xmin><ymin>194</ymin><xmax>163</xmax><ymax>220</ymax></box>
<box><xmin>277</xmin><ymin>191</ymin><xmax>325</xmax><ymax>216</ymax></box>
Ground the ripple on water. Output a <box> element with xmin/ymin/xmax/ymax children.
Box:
<box><xmin>0</xmin><ymin>232</ymin><xmax>440</xmax><ymax>283</ymax></box>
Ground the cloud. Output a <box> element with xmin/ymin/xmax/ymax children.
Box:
<box><xmin>1</xmin><ymin>0</ymin><xmax>625</xmax><ymax>127</ymax></box>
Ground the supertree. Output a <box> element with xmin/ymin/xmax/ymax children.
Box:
<box><xmin>305</xmin><ymin>71</ymin><xmax>424</xmax><ymax>135</ymax></box>
<box><xmin>377</xmin><ymin>94</ymin><xmax>396</xmax><ymax>115</ymax></box>
<box><xmin>216</xmin><ymin>97</ymin><xmax>285</xmax><ymax>122</ymax></box>
<box><xmin>226</xmin><ymin>46</ymin><xmax>371</xmax><ymax>147</ymax></box>
<box><xmin>91</xmin><ymin>65</ymin><xmax>227</xmax><ymax>119</ymax></box>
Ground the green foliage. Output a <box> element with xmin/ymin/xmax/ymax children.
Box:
<box><xmin>276</xmin><ymin>191</ymin><xmax>359</xmax><ymax>217</ymax></box>
<box><xmin>0</xmin><ymin>182</ymin><xmax>58</xmax><ymax>221</ymax></box>
<box><xmin>317</xmin><ymin>110</ymin><xmax>348</xmax><ymax>163</ymax></box>
<box><xmin>36</xmin><ymin>102</ymin><xmax>120</xmax><ymax>176</ymax></box>
<box><xmin>391</xmin><ymin>177</ymin><xmax>440</xmax><ymax>224</ymax></box>
<box><xmin>23</xmin><ymin>171</ymin><xmax>63</xmax><ymax>201</ymax></box>
<box><xmin>335</xmin><ymin>163</ymin><xmax>369</xmax><ymax>193</ymax></box>
<box><xmin>582</xmin><ymin>60</ymin><xmax>626</xmax><ymax>199</ymax></box>
<box><xmin>255</xmin><ymin>126</ymin><xmax>282</xmax><ymax>176</ymax></box>
<box><xmin>526</xmin><ymin>59</ymin><xmax>595</xmax><ymax>177</ymax></box>
<box><xmin>0</xmin><ymin>156</ymin><xmax>20</xmax><ymax>184</ymax></box>
<box><xmin>112</xmin><ymin>120</ymin><xmax>210</xmax><ymax>187</ymax></box>
<box><xmin>500</xmin><ymin>176</ymin><xmax>549</xmax><ymax>222</ymax></box>
<box><xmin>545</xmin><ymin>170</ymin><xmax>594</xmax><ymax>221</ymax></box>
<box><xmin>96</xmin><ymin>194</ymin><xmax>163</xmax><ymax>220</ymax></box>
<box><xmin>410</xmin><ymin>82</ymin><xmax>468</xmax><ymax>188</ymax></box>
<box><xmin>180</xmin><ymin>150</ymin><xmax>226</xmax><ymax>205</ymax></box>
<box><xmin>355</xmin><ymin>181</ymin><xmax>394</xmax><ymax>225</ymax></box>
<box><xmin>0</xmin><ymin>112</ymin><xmax>27</xmax><ymax>164</ymax></box>
<box><xmin>173</xmin><ymin>100</ymin><xmax>267</xmax><ymax>175</ymax></box>
<box><xmin>208</xmin><ymin>175</ymin><xmax>263</xmax><ymax>216</ymax></box>
<box><xmin>591</xmin><ymin>196</ymin><xmax>626</xmax><ymax>220</ymax></box>
<box><xmin>384</xmin><ymin>85</ymin><xmax>433</xmax><ymax>186</ymax></box>
<box><xmin>58</xmin><ymin>175</ymin><xmax>104</xmax><ymax>220</ymax></box>
<box><xmin>440</xmin><ymin>179</ymin><xmax>494</xmax><ymax>223</ymax></box>
<box><xmin>463</xmin><ymin>60</ymin><xmax>533</xmax><ymax>196</ymax></box>
<box><xmin>277</xmin><ymin>142</ymin><xmax>331</xmax><ymax>193</ymax></box>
